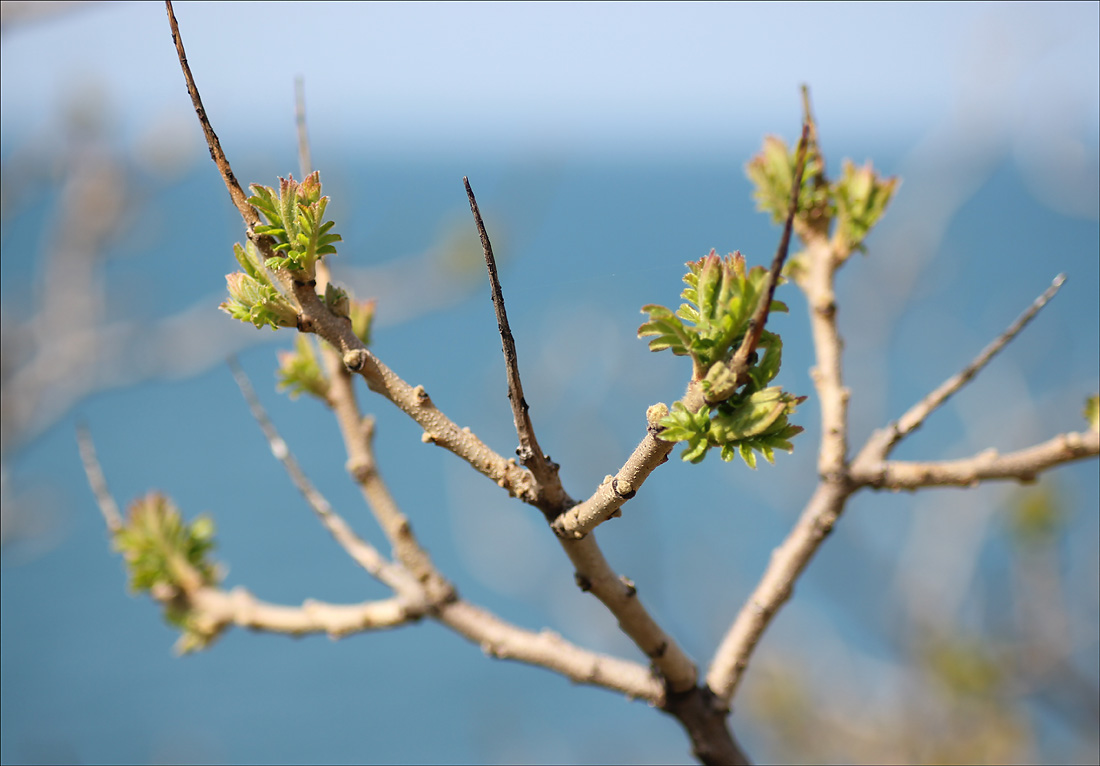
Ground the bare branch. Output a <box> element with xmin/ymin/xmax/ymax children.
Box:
<box><xmin>561</xmin><ymin>536</ymin><xmax>698</xmax><ymax>693</ymax></box>
<box><xmin>294</xmin><ymin>77</ymin><xmax>312</xmax><ymax>178</ymax></box>
<box><xmin>164</xmin><ymin>0</ymin><xmax>256</xmax><ymax>228</ymax></box>
<box><xmin>227</xmin><ymin>359</ymin><xmax>422</xmax><ymax>600</ymax></box>
<box><xmin>190</xmin><ymin>586</ymin><xmax>419</xmax><ymax>640</ymax></box>
<box><xmin>464</xmin><ymin>177</ymin><xmax>572</xmax><ymax>518</ymax></box>
<box><xmin>437</xmin><ymin>599</ymin><xmax>663</xmax><ymax>702</ymax></box>
<box><xmin>852</xmin><ymin>429</ymin><xmax>1099</xmax><ymax>490</ymax></box>
<box><xmin>76</xmin><ymin>424</ymin><xmax>122</xmax><ymax>533</ymax></box>
<box><xmin>706</xmin><ymin>481</ymin><xmax>849</xmax><ymax>702</ymax></box>
<box><xmin>854</xmin><ymin>274</ymin><xmax>1067</xmax><ymax>465</ymax></box>
<box><xmin>706</xmin><ymin>425</ymin><xmax>1097</xmax><ymax>706</ymax></box>
<box><xmin>551</xmin><ymin>404</ymin><xmax>677</xmax><ymax>538</ymax></box>
<box><xmin>315</xmin><ymin>325</ymin><xmax>456</xmax><ymax>604</ymax></box>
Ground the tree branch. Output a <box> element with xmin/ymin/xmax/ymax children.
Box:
<box><xmin>165</xmin><ymin>2</ymin><xmax>549</xmax><ymax>514</ymax></box>
<box><xmin>76</xmin><ymin>423</ymin><xmax>123</xmax><ymax>534</ymax></box>
<box><xmin>294</xmin><ymin>76</ymin><xmax>312</xmax><ymax>179</ymax></box>
<box><xmin>561</xmin><ymin>536</ymin><xmax>698</xmax><ymax>693</ymax></box>
<box><xmin>708</xmin><ymin>97</ymin><xmax>853</xmax><ymax>703</ymax></box>
<box><xmin>725</xmin><ymin>122</ymin><xmax>810</xmax><ymax>384</ymax></box>
<box><xmin>465</xmin><ymin>177</ymin><xmax>573</xmax><ymax>519</ymax></box>
<box><xmin>852</xmin><ymin>429</ymin><xmax>1099</xmax><ymax>490</ymax></box>
<box><xmin>317</xmin><ymin>320</ymin><xmax>457</xmax><ymax>604</ymax></box>
<box><xmin>437</xmin><ymin>599</ymin><xmax>664</xmax><ymax>702</ymax></box>
<box><xmin>190</xmin><ymin>587</ymin><xmax>419</xmax><ymax>640</ymax></box>
<box><xmin>228</xmin><ymin>359</ymin><xmax>424</xmax><ymax>601</ymax></box>
<box><xmin>853</xmin><ymin>274</ymin><xmax>1067</xmax><ymax>465</ymax></box>
<box><xmin>164</xmin><ymin>0</ymin><xmax>256</xmax><ymax>228</ymax></box>
<box><xmin>706</xmin><ymin>480</ymin><xmax>849</xmax><ymax>702</ymax></box>
<box><xmin>551</xmin><ymin>404</ymin><xmax>678</xmax><ymax>538</ymax></box>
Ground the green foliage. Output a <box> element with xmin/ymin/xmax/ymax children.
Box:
<box><xmin>113</xmin><ymin>492</ymin><xmax>219</xmax><ymax>594</ymax></box>
<box><xmin>220</xmin><ymin>241</ymin><xmax>299</xmax><ymax>329</ymax></box>
<box><xmin>746</xmin><ymin>134</ymin><xmax>898</xmax><ymax>268</ymax></box>
<box><xmin>249</xmin><ymin>171</ymin><xmax>342</xmax><ymax>275</ymax></box>
<box><xmin>745</xmin><ymin>135</ymin><xmax>830</xmax><ymax>233</ymax></box>
<box><xmin>659</xmin><ymin>389</ymin><xmax>804</xmax><ymax>467</ymax></box>
<box><xmin>833</xmin><ymin>159</ymin><xmax>899</xmax><ymax>256</ymax></box>
<box><xmin>323</xmin><ymin>281</ymin><xmax>350</xmax><ymax>320</ymax></box>
<box><xmin>921</xmin><ymin>634</ymin><xmax>1005</xmax><ymax>700</ymax></box>
<box><xmin>1007</xmin><ymin>487</ymin><xmax>1064</xmax><ymax>547</ymax></box>
<box><xmin>639</xmin><ymin>251</ymin><xmax>803</xmax><ymax>466</ymax></box>
<box><xmin>277</xmin><ymin>335</ymin><xmax>330</xmax><ymax>401</ymax></box>
<box><xmin>638</xmin><ymin>250</ymin><xmax>788</xmax><ymax>379</ymax></box>
<box><xmin>350</xmin><ymin>298</ymin><xmax>376</xmax><ymax>347</ymax></box>
<box><xmin>1085</xmin><ymin>394</ymin><xmax>1099</xmax><ymax>433</ymax></box>
<box><xmin>113</xmin><ymin>493</ymin><xmax>223</xmax><ymax>654</ymax></box>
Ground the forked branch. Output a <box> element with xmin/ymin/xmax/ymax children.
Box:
<box><xmin>853</xmin><ymin>274</ymin><xmax>1068</xmax><ymax>466</ymax></box>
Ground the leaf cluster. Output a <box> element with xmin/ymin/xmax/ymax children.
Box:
<box><xmin>220</xmin><ymin>241</ymin><xmax>299</xmax><ymax>330</ymax></box>
<box><xmin>113</xmin><ymin>493</ymin><xmax>223</xmax><ymax>653</ymax></box>
<box><xmin>660</xmin><ymin>387</ymin><xmax>804</xmax><ymax>467</ymax></box>
<box><xmin>277</xmin><ymin>335</ymin><xmax>329</xmax><ymax>401</ymax></box>
<box><xmin>746</xmin><ymin>135</ymin><xmax>898</xmax><ymax>263</ymax></box>
<box><xmin>638</xmin><ymin>251</ymin><xmax>804</xmax><ymax>467</ymax></box>
<box><xmin>249</xmin><ymin>171</ymin><xmax>342</xmax><ymax>275</ymax></box>
<box><xmin>638</xmin><ymin>250</ymin><xmax>787</xmax><ymax>380</ymax></box>
<box><xmin>113</xmin><ymin>492</ymin><xmax>219</xmax><ymax>594</ymax></box>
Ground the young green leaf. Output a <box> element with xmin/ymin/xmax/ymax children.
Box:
<box><xmin>746</xmin><ymin>134</ymin><xmax>830</xmax><ymax>237</ymax></box>
<box><xmin>639</xmin><ymin>250</ymin><xmax>788</xmax><ymax>380</ymax></box>
<box><xmin>221</xmin><ymin>271</ymin><xmax>299</xmax><ymax>330</ymax></box>
<box><xmin>247</xmin><ymin>171</ymin><xmax>342</xmax><ymax>276</ymax></box>
<box><xmin>350</xmin><ymin>298</ymin><xmax>377</xmax><ymax>347</ymax></box>
<box><xmin>113</xmin><ymin>492</ymin><xmax>219</xmax><ymax>596</ymax></box>
<box><xmin>277</xmin><ymin>335</ymin><xmax>330</xmax><ymax>401</ymax></box>
<box><xmin>832</xmin><ymin>159</ymin><xmax>899</xmax><ymax>257</ymax></box>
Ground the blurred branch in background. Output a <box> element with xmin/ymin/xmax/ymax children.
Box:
<box><xmin>0</xmin><ymin>63</ymin><xmax>490</xmax><ymax>556</ymax></box>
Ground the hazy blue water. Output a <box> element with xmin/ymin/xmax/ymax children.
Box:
<box><xmin>2</xmin><ymin>146</ymin><xmax>1098</xmax><ymax>764</ymax></box>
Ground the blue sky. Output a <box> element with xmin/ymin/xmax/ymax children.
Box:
<box><xmin>2</xmin><ymin>2</ymin><xmax>1097</xmax><ymax>156</ymax></box>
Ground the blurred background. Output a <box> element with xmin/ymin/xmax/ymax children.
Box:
<box><xmin>2</xmin><ymin>2</ymin><xmax>1098</xmax><ymax>764</ymax></box>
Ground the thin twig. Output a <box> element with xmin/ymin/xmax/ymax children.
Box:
<box><xmin>227</xmin><ymin>358</ymin><xmax>422</xmax><ymax>599</ymax></box>
<box><xmin>464</xmin><ymin>177</ymin><xmax>571</xmax><ymax>519</ymax></box>
<box><xmin>295</xmin><ymin>77</ymin><xmax>312</xmax><ymax>179</ymax></box>
<box><xmin>854</xmin><ymin>274</ymin><xmax>1067</xmax><ymax>465</ymax></box>
<box><xmin>320</xmin><ymin>339</ymin><xmax>457</xmax><ymax>604</ymax></box>
<box><xmin>437</xmin><ymin>600</ymin><xmax>664</xmax><ymax>702</ymax></box>
<box><xmin>726</xmin><ymin>121</ymin><xmax>811</xmax><ymax>380</ymax></box>
<box><xmin>76</xmin><ymin>423</ymin><xmax>123</xmax><ymax>533</ymax></box>
<box><xmin>164</xmin><ymin>0</ymin><xmax>256</xmax><ymax>228</ymax></box>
